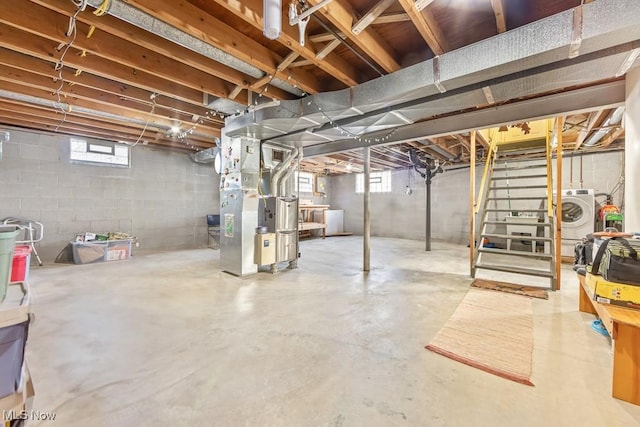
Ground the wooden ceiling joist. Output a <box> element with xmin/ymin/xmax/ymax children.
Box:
<box><xmin>307</xmin><ymin>0</ymin><xmax>401</xmax><ymax>73</ymax></box>
<box><xmin>373</xmin><ymin>13</ymin><xmax>411</xmax><ymax>25</ymax></box>
<box><xmin>575</xmin><ymin>109</ymin><xmax>606</xmax><ymax>150</ymax></box>
<box><xmin>27</xmin><ymin>0</ymin><xmax>294</xmax><ymax>102</ymax></box>
<box><xmin>0</xmin><ymin>48</ymin><xmax>222</xmax><ymax>124</ymax></box>
<box><xmin>397</xmin><ymin>0</ymin><xmax>447</xmax><ymax>55</ymax></box>
<box><xmin>211</xmin><ymin>0</ymin><xmax>360</xmax><ymax>87</ymax></box>
<box><xmin>351</xmin><ymin>0</ymin><xmax>396</xmax><ymax>35</ymax></box>
<box><xmin>490</xmin><ymin>0</ymin><xmax>508</xmax><ymax>33</ymax></box>
<box><xmin>123</xmin><ymin>0</ymin><xmax>322</xmax><ymax>94</ymax></box>
<box><xmin>0</xmin><ymin>24</ymin><xmax>205</xmax><ymax>106</ymax></box>
<box><xmin>1</xmin><ymin>2</ymin><xmax>244</xmax><ymax>104</ymax></box>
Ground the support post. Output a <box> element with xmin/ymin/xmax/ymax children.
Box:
<box><xmin>469</xmin><ymin>130</ymin><xmax>476</xmax><ymax>275</ymax></box>
<box><xmin>363</xmin><ymin>146</ymin><xmax>371</xmax><ymax>272</ymax></box>
<box><xmin>425</xmin><ymin>176</ymin><xmax>431</xmax><ymax>251</ymax></box>
<box><xmin>555</xmin><ymin>117</ymin><xmax>563</xmax><ymax>290</ymax></box>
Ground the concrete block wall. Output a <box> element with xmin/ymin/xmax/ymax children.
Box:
<box><xmin>0</xmin><ymin>129</ymin><xmax>219</xmax><ymax>261</ymax></box>
<box><xmin>328</xmin><ymin>151</ymin><xmax>623</xmax><ymax>244</ymax></box>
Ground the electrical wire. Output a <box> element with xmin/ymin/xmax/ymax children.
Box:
<box><xmin>128</xmin><ymin>93</ymin><xmax>157</xmax><ymax>147</ymax></box>
<box><xmin>53</xmin><ymin>4</ymin><xmax>84</xmax><ymax>132</ymax></box>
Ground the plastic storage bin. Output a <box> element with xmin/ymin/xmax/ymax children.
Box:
<box><xmin>10</xmin><ymin>245</ymin><xmax>31</xmax><ymax>283</ymax></box>
<box><xmin>0</xmin><ymin>225</ymin><xmax>19</xmax><ymax>302</ymax></box>
<box><xmin>106</xmin><ymin>239</ymin><xmax>132</xmax><ymax>261</ymax></box>
<box><xmin>0</xmin><ymin>282</ymin><xmax>30</xmax><ymax>400</ymax></box>
<box><xmin>71</xmin><ymin>241</ymin><xmax>108</xmax><ymax>264</ymax></box>
<box><xmin>71</xmin><ymin>240</ymin><xmax>132</xmax><ymax>264</ymax></box>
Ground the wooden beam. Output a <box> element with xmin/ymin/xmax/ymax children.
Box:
<box><xmin>0</xmin><ymin>102</ymin><xmax>213</xmax><ymax>148</ymax></box>
<box><xmin>475</xmin><ymin>131</ymin><xmax>490</xmax><ymax>149</ymax></box>
<box><xmin>352</xmin><ymin>0</ymin><xmax>396</xmax><ymax>35</ymax></box>
<box><xmin>0</xmin><ymin>23</ymin><xmax>204</xmax><ymax>106</ymax></box>
<box><xmin>28</xmin><ymin>0</ymin><xmax>295</xmax><ymax>101</ymax></box>
<box><xmin>120</xmin><ymin>0</ymin><xmax>322</xmax><ymax>94</ymax></box>
<box><xmin>555</xmin><ymin>117</ymin><xmax>563</xmax><ymax>290</ymax></box>
<box><xmin>309</xmin><ymin>32</ymin><xmax>346</xmax><ymax>43</ymax></box>
<box><xmin>373</xmin><ymin>13</ymin><xmax>411</xmax><ymax>25</ymax></box>
<box><xmin>210</xmin><ymin>0</ymin><xmax>360</xmax><ymax>87</ymax></box>
<box><xmin>0</xmin><ymin>78</ymin><xmax>220</xmax><ymax>139</ymax></box>
<box><xmin>2</xmin><ymin>2</ymin><xmax>243</xmax><ymax>102</ymax></box>
<box><xmin>397</xmin><ymin>0</ymin><xmax>447</xmax><ymax>55</ymax></box>
<box><xmin>307</xmin><ymin>0</ymin><xmax>401</xmax><ymax>73</ymax></box>
<box><xmin>490</xmin><ymin>0</ymin><xmax>507</xmax><ymax>33</ymax></box>
<box><xmin>601</xmin><ymin>127</ymin><xmax>625</xmax><ymax>147</ymax></box>
<box><xmin>0</xmin><ymin>112</ymin><xmax>199</xmax><ymax>151</ymax></box>
<box><xmin>406</xmin><ymin>141</ymin><xmax>448</xmax><ymax>162</ymax></box>
<box><xmin>0</xmin><ymin>48</ymin><xmax>222</xmax><ymax>122</ymax></box>
<box><xmin>316</xmin><ymin>40</ymin><xmax>342</xmax><ymax>61</ymax></box>
<box><xmin>575</xmin><ymin>109</ymin><xmax>606</xmax><ymax>150</ymax></box>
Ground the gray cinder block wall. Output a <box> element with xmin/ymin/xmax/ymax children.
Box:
<box><xmin>0</xmin><ymin>128</ymin><xmax>219</xmax><ymax>261</ymax></box>
<box><xmin>328</xmin><ymin>151</ymin><xmax>624</xmax><ymax>245</ymax></box>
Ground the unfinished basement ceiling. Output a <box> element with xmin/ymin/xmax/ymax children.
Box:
<box><xmin>0</xmin><ymin>0</ymin><xmax>635</xmax><ymax>160</ymax></box>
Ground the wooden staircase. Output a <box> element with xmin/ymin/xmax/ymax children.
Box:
<box><xmin>471</xmin><ymin>135</ymin><xmax>558</xmax><ymax>290</ymax></box>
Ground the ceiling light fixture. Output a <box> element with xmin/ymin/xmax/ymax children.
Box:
<box><xmin>170</xmin><ymin>124</ymin><xmax>181</xmax><ymax>134</ymax></box>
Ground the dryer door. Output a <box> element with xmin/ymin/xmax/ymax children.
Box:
<box><xmin>561</xmin><ymin>197</ymin><xmax>592</xmax><ymax>228</ymax></box>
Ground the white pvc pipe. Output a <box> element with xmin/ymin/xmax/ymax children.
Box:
<box><xmin>263</xmin><ymin>0</ymin><xmax>282</xmax><ymax>40</ymax></box>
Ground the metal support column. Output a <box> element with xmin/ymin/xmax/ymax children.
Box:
<box><xmin>469</xmin><ymin>130</ymin><xmax>476</xmax><ymax>275</ymax></box>
<box><xmin>363</xmin><ymin>146</ymin><xmax>371</xmax><ymax>271</ymax></box>
<box><xmin>425</xmin><ymin>177</ymin><xmax>431</xmax><ymax>251</ymax></box>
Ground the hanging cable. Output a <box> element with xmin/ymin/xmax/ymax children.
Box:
<box><xmin>128</xmin><ymin>93</ymin><xmax>157</xmax><ymax>148</ymax></box>
<box><xmin>53</xmin><ymin>4</ymin><xmax>85</xmax><ymax>131</ymax></box>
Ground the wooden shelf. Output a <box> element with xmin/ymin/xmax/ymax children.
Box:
<box><xmin>299</xmin><ymin>205</ymin><xmax>329</xmax><ymax>239</ymax></box>
<box><xmin>578</xmin><ymin>273</ymin><xmax>640</xmax><ymax>406</ymax></box>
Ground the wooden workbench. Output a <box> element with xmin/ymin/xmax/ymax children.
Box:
<box><xmin>299</xmin><ymin>205</ymin><xmax>329</xmax><ymax>238</ymax></box>
<box><xmin>578</xmin><ymin>273</ymin><xmax>640</xmax><ymax>406</ymax></box>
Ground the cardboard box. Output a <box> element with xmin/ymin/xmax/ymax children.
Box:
<box><xmin>586</xmin><ymin>273</ymin><xmax>640</xmax><ymax>310</ymax></box>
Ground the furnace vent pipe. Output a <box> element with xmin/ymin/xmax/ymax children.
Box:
<box><xmin>583</xmin><ymin>106</ymin><xmax>625</xmax><ymax>146</ymax></box>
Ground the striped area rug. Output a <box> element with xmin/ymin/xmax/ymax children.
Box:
<box><xmin>426</xmin><ymin>288</ymin><xmax>535</xmax><ymax>386</ymax></box>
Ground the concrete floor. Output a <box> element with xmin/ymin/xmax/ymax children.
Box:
<box><xmin>24</xmin><ymin>236</ymin><xmax>640</xmax><ymax>426</ymax></box>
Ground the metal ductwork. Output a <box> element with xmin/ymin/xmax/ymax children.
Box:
<box><xmin>224</xmin><ymin>0</ymin><xmax>640</xmax><ymax>156</ymax></box>
<box><xmin>583</xmin><ymin>106</ymin><xmax>625</xmax><ymax>146</ymax></box>
<box><xmin>84</xmin><ymin>0</ymin><xmax>301</xmax><ymax>96</ymax></box>
<box><xmin>190</xmin><ymin>146</ymin><xmax>219</xmax><ymax>163</ymax></box>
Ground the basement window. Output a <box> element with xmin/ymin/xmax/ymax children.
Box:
<box><xmin>295</xmin><ymin>171</ymin><xmax>314</xmax><ymax>193</ymax></box>
<box><xmin>356</xmin><ymin>171</ymin><xmax>391</xmax><ymax>193</ymax></box>
<box><xmin>70</xmin><ymin>138</ymin><xmax>130</xmax><ymax>167</ymax></box>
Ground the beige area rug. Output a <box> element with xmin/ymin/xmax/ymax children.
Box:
<box><xmin>426</xmin><ymin>288</ymin><xmax>535</xmax><ymax>386</ymax></box>
<box><xmin>471</xmin><ymin>278</ymin><xmax>549</xmax><ymax>300</ymax></box>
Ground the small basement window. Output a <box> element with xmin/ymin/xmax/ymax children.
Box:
<box><xmin>295</xmin><ymin>171</ymin><xmax>314</xmax><ymax>193</ymax></box>
<box><xmin>70</xmin><ymin>138</ymin><xmax>130</xmax><ymax>167</ymax></box>
<box><xmin>356</xmin><ymin>170</ymin><xmax>391</xmax><ymax>193</ymax></box>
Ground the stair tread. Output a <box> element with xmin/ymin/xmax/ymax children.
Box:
<box><xmin>478</xmin><ymin>247</ymin><xmax>553</xmax><ymax>259</ymax></box>
<box><xmin>474</xmin><ymin>263</ymin><xmax>554</xmax><ymax>278</ymax></box>
<box><xmin>493</xmin><ymin>164</ymin><xmax>547</xmax><ymax>171</ymax></box>
<box><xmin>490</xmin><ymin>185</ymin><xmax>548</xmax><ymax>190</ymax></box>
<box><xmin>485</xmin><ymin>209</ymin><xmax>547</xmax><ymax>212</ymax></box>
<box><xmin>487</xmin><ymin>196</ymin><xmax>547</xmax><ymax>200</ymax></box>
<box><xmin>491</xmin><ymin>174</ymin><xmax>548</xmax><ymax>180</ymax></box>
<box><xmin>483</xmin><ymin>220</ymin><xmax>552</xmax><ymax>226</ymax></box>
<box><xmin>481</xmin><ymin>233</ymin><xmax>553</xmax><ymax>242</ymax></box>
